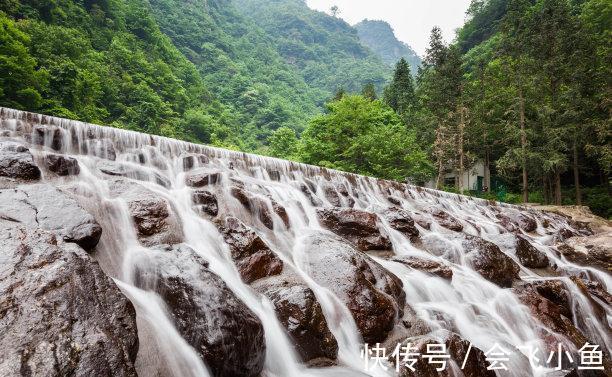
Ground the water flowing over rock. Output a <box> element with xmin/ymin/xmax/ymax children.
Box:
<box><xmin>462</xmin><ymin>235</ymin><xmax>520</xmax><ymax>287</ymax></box>
<box><xmin>515</xmin><ymin>235</ymin><xmax>550</xmax><ymax>268</ymax></box>
<box><xmin>108</xmin><ymin>179</ymin><xmax>183</xmax><ymax>247</ymax></box>
<box><xmin>317</xmin><ymin>207</ymin><xmax>392</xmax><ymax>251</ymax></box>
<box><xmin>0</xmin><ymin>184</ymin><xmax>102</xmax><ymax>250</ymax></box>
<box><xmin>302</xmin><ymin>233</ymin><xmax>405</xmax><ymax>343</ymax></box>
<box><xmin>133</xmin><ymin>244</ymin><xmax>265</xmax><ymax>377</ymax></box>
<box><xmin>44</xmin><ymin>153</ymin><xmax>80</xmax><ymax>176</ymax></box>
<box><xmin>253</xmin><ymin>274</ymin><xmax>338</xmax><ymax>363</ymax></box>
<box><xmin>0</xmin><ymin>141</ymin><xmax>41</xmax><ymax>180</ymax></box>
<box><xmin>218</xmin><ymin>216</ymin><xmax>283</xmax><ymax>283</ymax></box>
<box><xmin>0</xmin><ymin>107</ymin><xmax>610</xmax><ymax>377</ymax></box>
<box><xmin>0</xmin><ymin>222</ymin><xmax>138</xmax><ymax>376</ymax></box>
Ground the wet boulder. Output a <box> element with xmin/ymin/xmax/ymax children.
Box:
<box><xmin>382</xmin><ymin>208</ymin><xmax>419</xmax><ymax>240</ymax></box>
<box><xmin>429</xmin><ymin>208</ymin><xmax>463</xmax><ymax>232</ymax></box>
<box><xmin>181</xmin><ymin>153</ymin><xmax>208</xmax><ymax>171</ymax></box>
<box><xmin>44</xmin><ymin>154</ymin><xmax>80</xmax><ymax>176</ymax></box>
<box><xmin>0</xmin><ymin>141</ymin><xmax>41</xmax><ymax>180</ymax></box>
<box><xmin>133</xmin><ymin>244</ymin><xmax>265</xmax><ymax>377</ymax></box>
<box><xmin>462</xmin><ymin>235</ymin><xmax>520</xmax><ymax>287</ymax></box>
<box><xmin>185</xmin><ymin>168</ymin><xmax>221</xmax><ymax>187</ymax></box>
<box><xmin>411</xmin><ymin>212</ymin><xmax>432</xmax><ymax>230</ymax></box>
<box><xmin>514</xmin><ymin>282</ymin><xmax>590</xmax><ymax>351</ymax></box>
<box><xmin>392</xmin><ymin>256</ymin><xmax>453</xmax><ymax>280</ymax></box>
<box><xmin>496</xmin><ymin>212</ymin><xmax>537</xmax><ymax>233</ymax></box>
<box><xmin>555</xmin><ymin>242</ymin><xmax>611</xmax><ymax>273</ymax></box>
<box><xmin>515</xmin><ymin>236</ymin><xmax>549</xmax><ymax>268</ymax></box>
<box><xmin>32</xmin><ymin>125</ymin><xmax>63</xmax><ymax>151</ymax></box>
<box><xmin>0</xmin><ymin>184</ymin><xmax>102</xmax><ymax>250</ymax></box>
<box><xmin>97</xmin><ymin>160</ymin><xmax>171</xmax><ymax>188</ymax></box>
<box><xmin>302</xmin><ymin>233</ymin><xmax>405</xmax><ymax>343</ymax></box>
<box><xmin>0</xmin><ymin>222</ymin><xmax>138</xmax><ymax>376</ymax></box>
<box><xmin>253</xmin><ymin>274</ymin><xmax>338</xmax><ymax>363</ymax></box>
<box><xmin>86</xmin><ymin>139</ymin><xmax>116</xmax><ymax>160</ymax></box>
<box><xmin>395</xmin><ymin>330</ymin><xmax>495</xmax><ymax>377</ymax></box>
<box><xmin>218</xmin><ymin>217</ymin><xmax>283</xmax><ymax>283</ymax></box>
<box><xmin>192</xmin><ymin>189</ymin><xmax>218</xmax><ymax>217</ymax></box>
<box><xmin>108</xmin><ymin>179</ymin><xmax>183</xmax><ymax>247</ymax></box>
<box><xmin>317</xmin><ymin>208</ymin><xmax>391</xmax><ymax>251</ymax></box>
<box><xmin>299</xmin><ymin>182</ymin><xmax>323</xmax><ymax>207</ymax></box>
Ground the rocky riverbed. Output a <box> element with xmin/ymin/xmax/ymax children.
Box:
<box><xmin>0</xmin><ymin>107</ymin><xmax>610</xmax><ymax>377</ymax></box>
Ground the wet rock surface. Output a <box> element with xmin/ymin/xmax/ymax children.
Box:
<box><xmin>317</xmin><ymin>208</ymin><xmax>392</xmax><ymax>251</ymax></box>
<box><xmin>383</xmin><ymin>208</ymin><xmax>420</xmax><ymax>240</ymax></box>
<box><xmin>0</xmin><ymin>222</ymin><xmax>138</xmax><ymax>376</ymax></box>
<box><xmin>44</xmin><ymin>154</ymin><xmax>80</xmax><ymax>176</ymax></box>
<box><xmin>85</xmin><ymin>139</ymin><xmax>116</xmax><ymax>160</ymax></box>
<box><xmin>429</xmin><ymin>208</ymin><xmax>463</xmax><ymax>232</ymax></box>
<box><xmin>218</xmin><ymin>216</ymin><xmax>283</xmax><ymax>283</ymax></box>
<box><xmin>185</xmin><ymin>168</ymin><xmax>221</xmax><ymax>187</ymax></box>
<box><xmin>303</xmin><ymin>233</ymin><xmax>405</xmax><ymax>343</ymax></box>
<box><xmin>392</xmin><ymin>256</ymin><xmax>453</xmax><ymax>280</ymax></box>
<box><xmin>108</xmin><ymin>179</ymin><xmax>183</xmax><ymax>247</ymax></box>
<box><xmin>133</xmin><ymin>244</ymin><xmax>265</xmax><ymax>377</ymax></box>
<box><xmin>462</xmin><ymin>235</ymin><xmax>520</xmax><ymax>287</ymax></box>
<box><xmin>192</xmin><ymin>189</ymin><xmax>218</xmax><ymax>216</ymax></box>
<box><xmin>0</xmin><ymin>184</ymin><xmax>102</xmax><ymax>250</ymax></box>
<box><xmin>0</xmin><ymin>141</ymin><xmax>41</xmax><ymax>180</ymax></box>
<box><xmin>515</xmin><ymin>235</ymin><xmax>550</xmax><ymax>268</ymax></box>
<box><xmin>253</xmin><ymin>274</ymin><xmax>338</xmax><ymax>363</ymax></box>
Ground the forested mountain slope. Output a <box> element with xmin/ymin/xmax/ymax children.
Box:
<box><xmin>233</xmin><ymin>0</ymin><xmax>391</xmax><ymax>94</ymax></box>
<box><xmin>0</xmin><ymin>0</ymin><xmax>392</xmax><ymax>152</ymax></box>
<box><xmin>354</xmin><ymin>19</ymin><xmax>421</xmax><ymax>73</ymax></box>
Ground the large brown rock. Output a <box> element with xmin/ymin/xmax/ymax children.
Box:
<box><xmin>192</xmin><ymin>189</ymin><xmax>218</xmax><ymax>217</ymax></box>
<box><xmin>185</xmin><ymin>168</ymin><xmax>221</xmax><ymax>187</ymax></box>
<box><xmin>382</xmin><ymin>208</ymin><xmax>419</xmax><ymax>240</ymax></box>
<box><xmin>429</xmin><ymin>208</ymin><xmax>463</xmax><ymax>232</ymax></box>
<box><xmin>392</xmin><ymin>256</ymin><xmax>453</xmax><ymax>280</ymax></box>
<box><xmin>44</xmin><ymin>154</ymin><xmax>80</xmax><ymax>176</ymax></box>
<box><xmin>108</xmin><ymin>179</ymin><xmax>183</xmax><ymax>247</ymax></box>
<box><xmin>133</xmin><ymin>244</ymin><xmax>265</xmax><ymax>377</ymax></box>
<box><xmin>515</xmin><ymin>235</ymin><xmax>549</xmax><ymax>268</ymax></box>
<box><xmin>218</xmin><ymin>217</ymin><xmax>283</xmax><ymax>283</ymax></box>
<box><xmin>302</xmin><ymin>233</ymin><xmax>405</xmax><ymax>343</ymax></box>
<box><xmin>0</xmin><ymin>184</ymin><xmax>102</xmax><ymax>250</ymax></box>
<box><xmin>0</xmin><ymin>222</ymin><xmax>138</xmax><ymax>376</ymax></box>
<box><xmin>462</xmin><ymin>235</ymin><xmax>520</xmax><ymax>287</ymax></box>
<box><xmin>97</xmin><ymin>160</ymin><xmax>171</xmax><ymax>188</ymax></box>
<box><xmin>555</xmin><ymin>242</ymin><xmax>611</xmax><ymax>273</ymax></box>
<box><xmin>253</xmin><ymin>274</ymin><xmax>338</xmax><ymax>363</ymax></box>
<box><xmin>317</xmin><ymin>208</ymin><xmax>391</xmax><ymax>251</ymax></box>
<box><xmin>85</xmin><ymin>139</ymin><xmax>116</xmax><ymax>160</ymax></box>
<box><xmin>0</xmin><ymin>141</ymin><xmax>41</xmax><ymax>180</ymax></box>
<box><xmin>496</xmin><ymin>211</ymin><xmax>537</xmax><ymax>233</ymax></box>
<box><xmin>395</xmin><ymin>331</ymin><xmax>495</xmax><ymax>377</ymax></box>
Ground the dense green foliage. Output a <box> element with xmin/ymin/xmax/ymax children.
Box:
<box><xmin>354</xmin><ymin>19</ymin><xmax>421</xmax><ymax>73</ymax></box>
<box><xmin>394</xmin><ymin>0</ymin><xmax>610</xmax><ymax>216</ymax></box>
<box><xmin>299</xmin><ymin>95</ymin><xmax>433</xmax><ymax>181</ymax></box>
<box><xmin>234</xmin><ymin>0</ymin><xmax>390</xmax><ymax>94</ymax></box>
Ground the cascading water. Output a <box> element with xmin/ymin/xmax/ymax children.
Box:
<box><xmin>0</xmin><ymin>107</ymin><xmax>609</xmax><ymax>377</ymax></box>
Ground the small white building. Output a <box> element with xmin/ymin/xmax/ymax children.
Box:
<box><xmin>424</xmin><ymin>160</ymin><xmax>490</xmax><ymax>192</ymax></box>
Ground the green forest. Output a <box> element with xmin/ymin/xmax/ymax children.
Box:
<box><xmin>0</xmin><ymin>0</ymin><xmax>610</xmax><ymax>217</ymax></box>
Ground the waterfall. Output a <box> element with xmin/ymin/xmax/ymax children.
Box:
<box><xmin>0</xmin><ymin>106</ymin><xmax>609</xmax><ymax>377</ymax></box>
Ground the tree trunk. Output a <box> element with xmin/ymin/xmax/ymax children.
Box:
<box><xmin>484</xmin><ymin>148</ymin><xmax>490</xmax><ymax>192</ymax></box>
<box><xmin>573</xmin><ymin>141</ymin><xmax>581</xmax><ymax>205</ymax></box>
<box><xmin>436</xmin><ymin>158</ymin><xmax>443</xmax><ymax>190</ymax></box>
<box><xmin>542</xmin><ymin>175</ymin><xmax>547</xmax><ymax>204</ymax></box>
<box><xmin>458</xmin><ymin>108</ymin><xmax>465</xmax><ymax>194</ymax></box>
<box><xmin>519</xmin><ymin>88</ymin><xmax>528</xmax><ymax>203</ymax></box>
<box><xmin>554</xmin><ymin>173</ymin><xmax>562</xmax><ymax>205</ymax></box>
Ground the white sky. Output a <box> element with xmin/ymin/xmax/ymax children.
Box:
<box><xmin>305</xmin><ymin>0</ymin><xmax>472</xmax><ymax>56</ymax></box>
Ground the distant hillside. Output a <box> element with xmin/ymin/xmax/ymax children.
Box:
<box><xmin>354</xmin><ymin>19</ymin><xmax>421</xmax><ymax>74</ymax></box>
<box><xmin>233</xmin><ymin>0</ymin><xmax>391</xmax><ymax>97</ymax></box>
